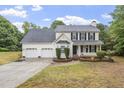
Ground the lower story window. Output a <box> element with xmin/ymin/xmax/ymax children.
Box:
<box><xmin>90</xmin><ymin>45</ymin><xmax>96</xmax><ymax>52</ymax></box>
<box><xmin>86</xmin><ymin>45</ymin><xmax>88</xmax><ymax>53</ymax></box>
<box><xmin>81</xmin><ymin>46</ymin><xmax>83</xmax><ymax>52</ymax></box>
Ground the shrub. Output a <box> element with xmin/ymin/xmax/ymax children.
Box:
<box><xmin>64</xmin><ymin>48</ymin><xmax>70</xmax><ymax>59</ymax></box>
<box><xmin>96</xmin><ymin>50</ymin><xmax>106</xmax><ymax>59</ymax></box>
<box><xmin>56</xmin><ymin>48</ymin><xmax>61</xmax><ymax>59</ymax></box>
<box><xmin>106</xmin><ymin>50</ymin><xmax>113</xmax><ymax>57</ymax></box>
<box><xmin>0</xmin><ymin>47</ymin><xmax>9</xmax><ymax>52</ymax></box>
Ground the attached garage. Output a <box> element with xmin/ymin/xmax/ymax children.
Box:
<box><xmin>41</xmin><ymin>48</ymin><xmax>54</xmax><ymax>58</ymax></box>
<box><xmin>24</xmin><ymin>48</ymin><xmax>40</xmax><ymax>58</ymax></box>
<box><xmin>21</xmin><ymin>29</ymin><xmax>56</xmax><ymax>58</ymax></box>
<box><xmin>23</xmin><ymin>47</ymin><xmax>54</xmax><ymax>58</ymax></box>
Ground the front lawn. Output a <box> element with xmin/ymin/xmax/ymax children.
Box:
<box><xmin>0</xmin><ymin>52</ymin><xmax>21</xmax><ymax>65</ymax></box>
<box><xmin>18</xmin><ymin>56</ymin><xmax>124</xmax><ymax>88</ymax></box>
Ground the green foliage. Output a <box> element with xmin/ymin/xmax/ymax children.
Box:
<box><xmin>41</xmin><ymin>27</ymin><xmax>49</xmax><ymax>31</ymax></box>
<box><xmin>106</xmin><ymin>50</ymin><xmax>114</xmax><ymax>57</ymax></box>
<box><xmin>0</xmin><ymin>15</ymin><xmax>23</xmax><ymax>51</ymax></box>
<box><xmin>96</xmin><ymin>51</ymin><xmax>106</xmax><ymax>59</ymax></box>
<box><xmin>64</xmin><ymin>48</ymin><xmax>70</xmax><ymax>59</ymax></box>
<box><xmin>110</xmin><ymin>5</ymin><xmax>124</xmax><ymax>55</ymax></box>
<box><xmin>22</xmin><ymin>21</ymin><xmax>41</xmax><ymax>34</ymax></box>
<box><xmin>56</xmin><ymin>48</ymin><xmax>61</xmax><ymax>59</ymax></box>
<box><xmin>50</xmin><ymin>20</ymin><xmax>65</xmax><ymax>29</ymax></box>
<box><xmin>97</xmin><ymin>23</ymin><xmax>114</xmax><ymax>50</ymax></box>
<box><xmin>22</xmin><ymin>21</ymin><xmax>30</xmax><ymax>33</ymax></box>
<box><xmin>0</xmin><ymin>47</ymin><xmax>9</xmax><ymax>52</ymax></box>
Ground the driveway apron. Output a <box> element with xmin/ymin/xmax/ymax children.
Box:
<box><xmin>0</xmin><ymin>59</ymin><xmax>51</xmax><ymax>88</ymax></box>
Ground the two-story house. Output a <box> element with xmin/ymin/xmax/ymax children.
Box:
<box><xmin>21</xmin><ymin>21</ymin><xmax>103</xmax><ymax>58</ymax></box>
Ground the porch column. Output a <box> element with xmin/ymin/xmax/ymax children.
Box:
<box><xmin>96</xmin><ymin>45</ymin><xmax>101</xmax><ymax>51</ymax></box>
<box><xmin>70</xmin><ymin>44</ymin><xmax>73</xmax><ymax>57</ymax></box>
<box><xmin>78</xmin><ymin>32</ymin><xmax>80</xmax><ymax>40</ymax></box>
<box><xmin>86</xmin><ymin>32</ymin><xmax>88</xmax><ymax>40</ymax></box>
<box><xmin>78</xmin><ymin>45</ymin><xmax>81</xmax><ymax>56</ymax></box>
<box><xmin>100</xmin><ymin>45</ymin><xmax>101</xmax><ymax>51</ymax></box>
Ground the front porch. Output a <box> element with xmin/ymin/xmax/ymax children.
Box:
<box><xmin>73</xmin><ymin>45</ymin><xmax>101</xmax><ymax>56</ymax></box>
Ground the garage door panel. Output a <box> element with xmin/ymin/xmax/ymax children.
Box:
<box><xmin>24</xmin><ymin>48</ymin><xmax>40</xmax><ymax>58</ymax></box>
<box><xmin>24</xmin><ymin>48</ymin><xmax>54</xmax><ymax>58</ymax></box>
<box><xmin>41</xmin><ymin>48</ymin><xmax>53</xmax><ymax>58</ymax></box>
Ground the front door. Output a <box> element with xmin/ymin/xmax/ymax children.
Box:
<box><xmin>73</xmin><ymin>46</ymin><xmax>77</xmax><ymax>55</ymax></box>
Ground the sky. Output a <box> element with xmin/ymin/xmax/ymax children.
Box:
<box><xmin>0</xmin><ymin>5</ymin><xmax>115</xmax><ymax>32</ymax></box>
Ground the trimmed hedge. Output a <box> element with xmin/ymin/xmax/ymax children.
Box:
<box><xmin>64</xmin><ymin>48</ymin><xmax>70</xmax><ymax>59</ymax></box>
<box><xmin>96</xmin><ymin>50</ymin><xmax>106</xmax><ymax>59</ymax></box>
<box><xmin>56</xmin><ymin>48</ymin><xmax>61</xmax><ymax>59</ymax></box>
<box><xmin>0</xmin><ymin>47</ymin><xmax>9</xmax><ymax>52</ymax></box>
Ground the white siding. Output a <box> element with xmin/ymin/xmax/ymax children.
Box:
<box><xmin>56</xmin><ymin>33</ymin><xmax>71</xmax><ymax>40</ymax></box>
<box><xmin>22</xmin><ymin>43</ymin><xmax>56</xmax><ymax>58</ymax></box>
<box><xmin>95</xmin><ymin>33</ymin><xmax>99</xmax><ymax>40</ymax></box>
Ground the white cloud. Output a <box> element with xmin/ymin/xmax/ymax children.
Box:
<box><xmin>0</xmin><ymin>8</ymin><xmax>27</xmax><ymax>18</ymax></box>
<box><xmin>12</xmin><ymin>22</ymin><xmax>24</xmax><ymax>33</ymax></box>
<box><xmin>14</xmin><ymin>5</ymin><xmax>23</xmax><ymax>10</ymax></box>
<box><xmin>101</xmin><ymin>13</ymin><xmax>112</xmax><ymax>20</ymax></box>
<box><xmin>56</xmin><ymin>15</ymin><xmax>99</xmax><ymax>25</ymax></box>
<box><xmin>32</xmin><ymin>5</ymin><xmax>43</xmax><ymax>11</ymax></box>
<box><xmin>42</xmin><ymin>18</ymin><xmax>51</xmax><ymax>21</ymax></box>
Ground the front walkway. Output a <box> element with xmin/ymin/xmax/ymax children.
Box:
<box><xmin>0</xmin><ymin>59</ymin><xmax>52</xmax><ymax>88</ymax></box>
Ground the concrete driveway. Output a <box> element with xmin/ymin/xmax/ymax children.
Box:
<box><xmin>0</xmin><ymin>59</ymin><xmax>52</xmax><ymax>88</ymax></box>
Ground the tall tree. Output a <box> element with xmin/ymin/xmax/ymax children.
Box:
<box><xmin>50</xmin><ymin>20</ymin><xmax>65</xmax><ymax>29</ymax></box>
<box><xmin>110</xmin><ymin>5</ymin><xmax>124</xmax><ymax>55</ymax></box>
<box><xmin>0</xmin><ymin>15</ymin><xmax>23</xmax><ymax>51</ymax></box>
<box><xmin>22</xmin><ymin>21</ymin><xmax>41</xmax><ymax>33</ymax></box>
<box><xmin>97</xmin><ymin>23</ymin><xmax>114</xmax><ymax>50</ymax></box>
<box><xmin>22</xmin><ymin>21</ymin><xmax>30</xmax><ymax>33</ymax></box>
<box><xmin>41</xmin><ymin>27</ymin><xmax>49</xmax><ymax>31</ymax></box>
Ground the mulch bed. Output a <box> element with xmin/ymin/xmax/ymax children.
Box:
<box><xmin>53</xmin><ymin>58</ymin><xmax>72</xmax><ymax>62</ymax></box>
<box><xmin>79</xmin><ymin>56</ymin><xmax>114</xmax><ymax>62</ymax></box>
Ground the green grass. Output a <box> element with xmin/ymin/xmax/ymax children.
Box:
<box><xmin>18</xmin><ymin>56</ymin><xmax>124</xmax><ymax>88</ymax></box>
<box><xmin>0</xmin><ymin>52</ymin><xmax>21</xmax><ymax>65</ymax></box>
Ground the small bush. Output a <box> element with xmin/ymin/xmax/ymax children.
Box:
<box><xmin>64</xmin><ymin>48</ymin><xmax>70</xmax><ymax>59</ymax></box>
<box><xmin>56</xmin><ymin>48</ymin><xmax>61</xmax><ymax>59</ymax></box>
<box><xmin>96</xmin><ymin>50</ymin><xmax>106</xmax><ymax>59</ymax></box>
<box><xmin>106</xmin><ymin>50</ymin><xmax>114</xmax><ymax>57</ymax></box>
<box><xmin>0</xmin><ymin>47</ymin><xmax>9</xmax><ymax>52</ymax></box>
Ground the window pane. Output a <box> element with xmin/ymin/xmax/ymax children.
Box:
<box><xmin>81</xmin><ymin>32</ymin><xmax>85</xmax><ymax>40</ymax></box>
<box><xmin>91</xmin><ymin>45</ymin><xmax>95</xmax><ymax>52</ymax></box>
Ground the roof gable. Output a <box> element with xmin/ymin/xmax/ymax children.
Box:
<box><xmin>54</xmin><ymin>33</ymin><xmax>72</xmax><ymax>43</ymax></box>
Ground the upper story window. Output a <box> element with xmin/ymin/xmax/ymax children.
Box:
<box><xmin>88</xmin><ymin>32</ymin><xmax>95</xmax><ymax>40</ymax></box>
<box><xmin>80</xmin><ymin>32</ymin><xmax>86</xmax><ymax>41</ymax></box>
<box><xmin>71</xmin><ymin>32</ymin><xmax>96</xmax><ymax>41</ymax></box>
<box><xmin>71</xmin><ymin>32</ymin><xmax>78</xmax><ymax>41</ymax></box>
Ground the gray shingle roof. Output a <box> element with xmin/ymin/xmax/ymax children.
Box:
<box><xmin>55</xmin><ymin>25</ymin><xmax>100</xmax><ymax>32</ymax></box>
<box><xmin>21</xmin><ymin>29</ymin><xmax>55</xmax><ymax>43</ymax></box>
<box><xmin>73</xmin><ymin>40</ymin><xmax>103</xmax><ymax>45</ymax></box>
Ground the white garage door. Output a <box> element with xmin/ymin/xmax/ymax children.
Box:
<box><xmin>24</xmin><ymin>48</ymin><xmax>39</xmax><ymax>58</ymax></box>
<box><xmin>41</xmin><ymin>48</ymin><xmax>53</xmax><ymax>58</ymax></box>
